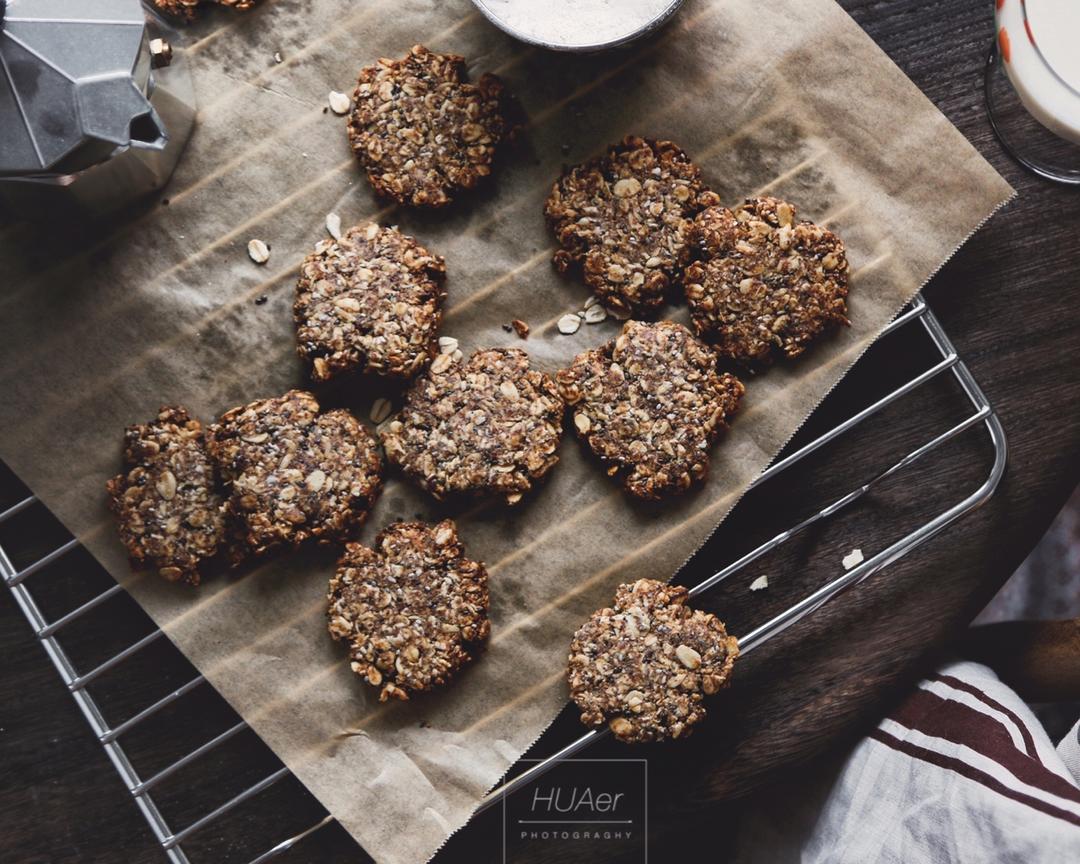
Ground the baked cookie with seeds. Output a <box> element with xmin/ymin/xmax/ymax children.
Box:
<box><xmin>557</xmin><ymin>320</ymin><xmax>744</xmax><ymax>500</ymax></box>
<box><xmin>568</xmin><ymin>578</ymin><xmax>739</xmax><ymax>743</ymax></box>
<box><xmin>347</xmin><ymin>45</ymin><xmax>509</xmax><ymax>208</ymax></box>
<box><xmin>106</xmin><ymin>407</ymin><xmax>226</xmax><ymax>586</ymax></box>
<box><xmin>685</xmin><ymin>196</ymin><xmax>850</xmax><ymax>364</ymax></box>
<box><xmin>294</xmin><ymin>222</ymin><xmax>446</xmax><ymax>382</ymax></box>
<box><xmin>150</xmin><ymin>0</ymin><xmax>257</xmax><ymax>21</ymax></box>
<box><xmin>544</xmin><ymin>136</ymin><xmax>719</xmax><ymax>316</ymax></box>
<box><xmin>207</xmin><ymin>391</ymin><xmax>382</xmax><ymax>561</ymax></box>
<box><xmin>381</xmin><ymin>348</ymin><xmax>564</xmax><ymax>504</ymax></box>
<box><xmin>328</xmin><ymin>519</ymin><xmax>490</xmax><ymax>702</ymax></box>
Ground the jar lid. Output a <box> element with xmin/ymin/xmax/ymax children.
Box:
<box><xmin>996</xmin><ymin>0</ymin><xmax>1080</xmax><ymax>144</ymax></box>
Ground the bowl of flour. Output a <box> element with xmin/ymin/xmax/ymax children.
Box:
<box><xmin>471</xmin><ymin>0</ymin><xmax>685</xmax><ymax>52</ymax></box>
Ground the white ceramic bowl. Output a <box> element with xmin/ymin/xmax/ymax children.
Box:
<box><xmin>470</xmin><ymin>0</ymin><xmax>686</xmax><ymax>52</ymax></box>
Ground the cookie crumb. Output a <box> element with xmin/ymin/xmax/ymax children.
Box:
<box><xmin>842</xmin><ymin>548</ymin><xmax>864</xmax><ymax>570</ymax></box>
<box><xmin>511</xmin><ymin>319</ymin><xmax>530</xmax><ymax>339</ymax></box>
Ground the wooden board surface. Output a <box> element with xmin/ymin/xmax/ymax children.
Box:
<box><xmin>3</xmin><ymin>0</ymin><xmax>1080</xmax><ymax>861</ymax></box>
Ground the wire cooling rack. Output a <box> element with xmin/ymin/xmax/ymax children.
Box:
<box><xmin>0</xmin><ymin>295</ymin><xmax>1005</xmax><ymax>863</ymax></box>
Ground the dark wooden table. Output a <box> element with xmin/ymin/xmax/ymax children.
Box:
<box><xmin>3</xmin><ymin>0</ymin><xmax>1080</xmax><ymax>862</ymax></box>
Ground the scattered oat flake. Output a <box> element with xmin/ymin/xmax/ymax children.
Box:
<box><xmin>749</xmin><ymin>575</ymin><xmax>769</xmax><ymax>592</ymax></box>
<box><xmin>273</xmin><ymin>51</ymin><xmax>283</xmax><ymax>64</ymax></box>
<box><xmin>247</xmin><ymin>238</ymin><xmax>270</xmax><ymax>264</ymax></box>
<box><xmin>370</xmin><ymin>398</ymin><xmax>392</xmax><ymax>425</ymax></box>
<box><xmin>328</xmin><ymin>90</ymin><xmax>351</xmax><ymax>115</ymax></box>
<box><xmin>325</xmin><ymin>212</ymin><xmax>342</xmax><ymax>241</ymax></box>
<box><xmin>511</xmin><ymin>319</ymin><xmax>529</xmax><ymax>339</ymax></box>
<box><xmin>558</xmin><ymin>314</ymin><xmax>581</xmax><ymax>335</ymax></box>
<box><xmin>842</xmin><ymin>548</ymin><xmax>864</xmax><ymax>570</ymax></box>
<box><xmin>584</xmin><ymin>305</ymin><xmax>608</xmax><ymax>324</ymax></box>
<box><xmin>584</xmin><ymin>295</ymin><xmax>600</xmax><ymax>310</ymax></box>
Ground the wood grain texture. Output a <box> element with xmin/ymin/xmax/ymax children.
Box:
<box><xmin>3</xmin><ymin>0</ymin><xmax>1080</xmax><ymax>861</ymax></box>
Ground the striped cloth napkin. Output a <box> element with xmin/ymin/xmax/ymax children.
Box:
<box><xmin>736</xmin><ymin>660</ymin><xmax>1080</xmax><ymax>862</ymax></box>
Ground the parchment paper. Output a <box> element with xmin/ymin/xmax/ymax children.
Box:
<box><xmin>0</xmin><ymin>1</ymin><xmax>1013</xmax><ymax>861</ymax></box>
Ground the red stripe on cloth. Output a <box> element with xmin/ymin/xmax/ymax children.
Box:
<box><xmin>889</xmin><ymin>689</ymin><xmax>1080</xmax><ymax>806</ymax></box>
<box><xmin>932</xmin><ymin>673</ymin><xmax>1039</xmax><ymax>759</ymax></box>
<box><xmin>870</xmin><ymin>729</ymin><xmax>1080</xmax><ymax>829</ymax></box>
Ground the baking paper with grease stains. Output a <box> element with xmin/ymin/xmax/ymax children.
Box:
<box><xmin>0</xmin><ymin>1</ymin><xmax>1012</xmax><ymax>861</ymax></box>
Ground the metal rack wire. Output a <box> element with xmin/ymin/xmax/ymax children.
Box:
<box><xmin>1</xmin><ymin>294</ymin><xmax>1005</xmax><ymax>863</ymax></box>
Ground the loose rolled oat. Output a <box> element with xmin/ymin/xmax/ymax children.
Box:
<box><xmin>327</xmin><ymin>519</ymin><xmax>490</xmax><ymax>702</ymax></box>
<box><xmin>568</xmin><ymin>578</ymin><xmax>739</xmax><ymax>743</ymax></box>
<box><xmin>294</xmin><ymin>222</ymin><xmax>446</xmax><ymax>383</ymax></box>
<box><xmin>328</xmin><ymin>91</ymin><xmax>351</xmax><ymax>115</ymax></box>
<box><xmin>684</xmin><ymin>196</ymin><xmax>850</xmax><ymax>364</ymax></box>
<box><xmin>207</xmin><ymin>391</ymin><xmax>382</xmax><ymax>561</ymax></box>
<box><xmin>557</xmin><ymin>320</ymin><xmax>744</xmax><ymax>500</ymax></box>
<box><xmin>106</xmin><ymin>407</ymin><xmax>226</xmax><ymax>586</ymax></box>
<box><xmin>347</xmin><ymin>45</ymin><xmax>510</xmax><ymax>208</ymax></box>
<box><xmin>247</xmin><ymin>238</ymin><xmax>270</xmax><ymax>264</ymax></box>
<box><xmin>381</xmin><ymin>348</ymin><xmax>564</xmax><ymax>504</ymax></box>
<box><xmin>544</xmin><ymin>136</ymin><xmax>719</xmax><ymax>316</ymax></box>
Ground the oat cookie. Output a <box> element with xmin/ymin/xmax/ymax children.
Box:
<box><xmin>328</xmin><ymin>519</ymin><xmax>490</xmax><ymax>701</ymax></box>
<box><xmin>347</xmin><ymin>45</ymin><xmax>509</xmax><ymax>208</ymax></box>
<box><xmin>557</xmin><ymin>320</ymin><xmax>744</xmax><ymax>500</ymax></box>
<box><xmin>151</xmin><ymin>0</ymin><xmax>257</xmax><ymax>21</ymax></box>
<box><xmin>294</xmin><ymin>222</ymin><xmax>446</xmax><ymax>382</ymax></box>
<box><xmin>685</xmin><ymin>196</ymin><xmax>850</xmax><ymax>363</ymax></box>
<box><xmin>544</xmin><ymin>136</ymin><xmax>718</xmax><ymax>316</ymax></box>
<box><xmin>381</xmin><ymin>348</ymin><xmax>564</xmax><ymax>504</ymax></box>
<box><xmin>207</xmin><ymin>391</ymin><xmax>382</xmax><ymax>560</ymax></box>
<box><xmin>106</xmin><ymin>407</ymin><xmax>226</xmax><ymax>586</ymax></box>
<box><xmin>568</xmin><ymin>578</ymin><xmax>739</xmax><ymax>743</ymax></box>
